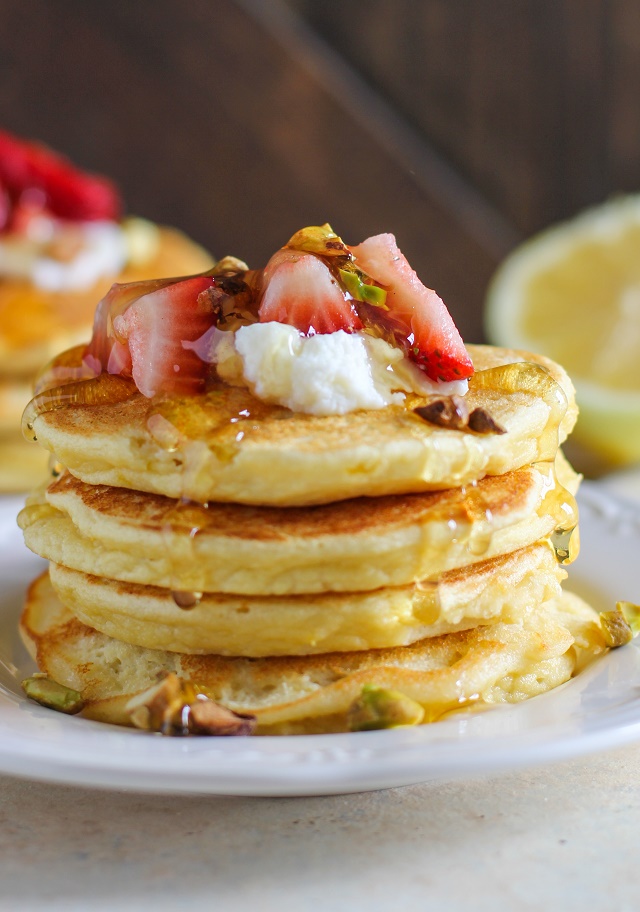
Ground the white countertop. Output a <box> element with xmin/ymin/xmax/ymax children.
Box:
<box><xmin>2</xmin><ymin>745</ymin><xmax>640</xmax><ymax>911</ymax></box>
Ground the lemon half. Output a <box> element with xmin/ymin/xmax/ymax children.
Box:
<box><xmin>486</xmin><ymin>196</ymin><xmax>640</xmax><ymax>467</ymax></box>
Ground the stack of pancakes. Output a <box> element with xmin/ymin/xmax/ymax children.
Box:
<box><xmin>19</xmin><ymin>344</ymin><xmax>605</xmax><ymax>734</ymax></box>
<box><xmin>0</xmin><ymin>226</ymin><xmax>212</xmax><ymax>492</ymax></box>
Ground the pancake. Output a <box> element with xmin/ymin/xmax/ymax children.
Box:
<box><xmin>27</xmin><ymin>346</ymin><xmax>578</xmax><ymax>506</ymax></box>
<box><xmin>0</xmin><ymin>377</ymin><xmax>32</xmax><ymax>434</ymax></box>
<box><xmin>20</xmin><ymin>571</ymin><xmax>606</xmax><ymax>734</ymax></box>
<box><xmin>0</xmin><ymin>437</ymin><xmax>49</xmax><ymax>492</ymax></box>
<box><xmin>46</xmin><ymin>542</ymin><xmax>566</xmax><ymax>656</ymax></box>
<box><xmin>19</xmin><ymin>454</ymin><xmax>579</xmax><ymax>594</ymax></box>
<box><xmin>0</xmin><ymin>226</ymin><xmax>213</xmax><ymax>379</ymax></box>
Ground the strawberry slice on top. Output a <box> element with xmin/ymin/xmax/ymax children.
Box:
<box><xmin>259</xmin><ymin>249</ymin><xmax>362</xmax><ymax>335</ymax></box>
<box><xmin>83</xmin><ymin>274</ymin><xmax>215</xmax><ymax>398</ymax></box>
<box><xmin>111</xmin><ymin>275</ymin><xmax>216</xmax><ymax>398</ymax></box>
<box><xmin>350</xmin><ymin>233</ymin><xmax>473</xmax><ymax>382</ymax></box>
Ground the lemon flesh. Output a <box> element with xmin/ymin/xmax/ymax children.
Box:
<box><xmin>486</xmin><ymin>196</ymin><xmax>640</xmax><ymax>466</ymax></box>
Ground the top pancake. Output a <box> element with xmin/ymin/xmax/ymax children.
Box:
<box><xmin>29</xmin><ymin>345</ymin><xmax>577</xmax><ymax>506</ymax></box>
<box><xmin>0</xmin><ymin>226</ymin><xmax>213</xmax><ymax>380</ymax></box>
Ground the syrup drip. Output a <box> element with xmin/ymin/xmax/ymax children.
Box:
<box><xmin>535</xmin><ymin>460</ymin><xmax>579</xmax><ymax>565</ymax></box>
<box><xmin>22</xmin><ymin>373</ymin><xmax>137</xmax><ymax>442</ymax></box>
<box><xmin>47</xmin><ymin>455</ymin><xmax>65</xmax><ymax>479</ymax></box>
<box><xmin>33</xmin><ymin>345</ymin><xmax>95</xmax><ymax>395</ymax></box>
<box><xmin>155</xmin><ymin>496</ymin><xmax>211</xmax><ymax>608</ymax></box>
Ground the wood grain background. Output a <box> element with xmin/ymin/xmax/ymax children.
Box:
<box><xmin>1</xmin><ymin>0</ymin><xmax>638</xmax><ymax>342</ymax></box>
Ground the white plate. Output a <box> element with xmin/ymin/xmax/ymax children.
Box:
<box><xmin>1</xmin><ymin>484</ymin><xmax>640</xmax><ymax>796</ymax></box>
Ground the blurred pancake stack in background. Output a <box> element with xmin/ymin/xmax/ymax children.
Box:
<box><xmin>0</xmin><ymin>130</ymin><xmax>212</xmax><ymax>491</ymax></box>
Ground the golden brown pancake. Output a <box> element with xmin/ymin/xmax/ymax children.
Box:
<box><xmin>46</xmin><ymin>542</ymin><xmax>566</xmax><ymax>656</ymax></box>
<box><xmin>28</xmin><ymin>346</ymin><xmax>578</xmax><ymax>506</ymax></box>
<box><xmin>19</xmin><ymin>455</ymin><xmax>579</xmax><ymax>594</ymax></box>
<box><xmin>20</xmin><ymin>571</ymin><xmax>606</xmax><ymax>734</ymax></box>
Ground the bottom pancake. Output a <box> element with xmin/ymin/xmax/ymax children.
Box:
<box><xmin>21</xmin><ymin>571</ymin><xmax>606</xmax><ymax>735</ymax></box>
<box><xmin>48</xmin><ymin>542</ymin><xmax>566</xmax><ymax>655</ymax></box>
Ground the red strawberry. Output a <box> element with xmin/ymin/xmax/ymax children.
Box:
<box><xmin>84</xmin><ymin>276</ymin><xmax>177</xmax><ymax>378</ymax></box>
<box><xmin>350</xmin><ymin>234</ymin><xmax>473</xmax><ymax>382</ymax></box>
<box><xmin>0</xmin><ymin>130</ymin><xmax>121</xmax><ymax>224</ymax></box>
<box><xmin>259</xmin><ymin>249</ymin><xmax>362</xmax><ymax>334</ymax></box>
<box><xmin>111</xmin><ymin>275</ymin><xmax>216</xmax><ymax>398</ymax></box>
<box><xmin>0</xmin><ymin>180</ymin><xmax>10</xmax><ymax>232</ymax></box>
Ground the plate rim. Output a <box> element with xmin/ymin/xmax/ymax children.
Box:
<box><xmin>1</xmin><ymin>481</ymin><xmax>639</xmax><ymax>795</ymax></box>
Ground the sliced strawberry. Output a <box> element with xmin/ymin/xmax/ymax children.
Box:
<box><xmin>0</xmin><ymin>130</ymin><xmax>121</xmax><ymax>224</ymax></box>
<box><xmin>350</xmin><ymin>234</ymin><xmax>474</xmax><ymax>382</ymax></box>
<box><xmin>259</xmin><ymin>249</ymin><xmax>362</xmax><ymax>334</ymax></box>
<box><xmin>111</xmin><ymin>275</ymin><xmax>216</xmax><ymax>398</ymax></box>
<box><xmin>84</xmin><ymin>276</ymin><xmax>177</xmax><ymax>377</ymax></box>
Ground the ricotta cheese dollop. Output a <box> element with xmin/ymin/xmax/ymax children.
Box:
<box><xmin>189</xmin><ymin>322</ymin><xmax>468</xmax><ymax>416</ymax></box>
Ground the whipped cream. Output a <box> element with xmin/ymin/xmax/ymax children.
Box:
<box><xmin>185</xmin><ymin>322</ymin><xmax>468</xmax><ymax>416</ymax></box>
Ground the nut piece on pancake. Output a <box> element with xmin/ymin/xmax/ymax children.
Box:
<box><xmin>17</xmin><ymin>223</ymin><xmax>606</xmax><ymax>736</ymax></box>
<box><xmin>126</xmin><ymin>673</ymin><xmax>256</xmax><ymax>737</ymax></box>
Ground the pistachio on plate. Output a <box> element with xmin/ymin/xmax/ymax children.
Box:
<box><xmin>348</xmin><ymin>684</ymin><xmax>425</xmax><ymax>732</ymax></box>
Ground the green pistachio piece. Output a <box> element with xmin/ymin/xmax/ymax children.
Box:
<box><xmin>618</xmin><ymin>601</ymin><xmax>640</xmax><ymax>636</ymax></box>
<box><xmin>338</xmin><ymin>268</ymin><xmax>388</xmax><ymax>308</ymax></box>
<box><xmin>286</xmin><ymin>223</ymin><xmax>350</xmax><ymax>257</ymax></box>
<box><xmin>348</xmin><ymin>684</ymin><xmax>425</xmax><ymax>731</ymax></box>
<box><xmin>599</xmin><ymin>601</ymin><xmax>640</xmax><ymax>647</ymax></box>
<box><xmin>21</xmin><ymin>674</ymin><xmax>85</xmax><ymax>714</ymax></box>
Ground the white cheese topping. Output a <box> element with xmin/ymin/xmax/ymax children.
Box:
<box><xmin>186</xmin><ymin>322</ymin><xmax>468</xmax><ymax>415</ymax></box>
<box><xmin>0</xmin><ymin>218</ymin><xmax>128</xmax><ymax>292</ymax></box>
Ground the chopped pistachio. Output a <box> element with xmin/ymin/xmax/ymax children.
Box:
<box><xmin>617</xmin><ymin>601</ymin><xmax>640</xmax><ymax>637</ymax></box>
<box><xmin>21</xmin><ymin>674</ymin><xmax>85</xmax><ymax>715</ymax></box>
<box><xmin>601</xmin><ymin>601</ymin><xmax>640</xmax><ymax>647</ymax></box>
<box><xmin>338</xmin><ymin>268</ymin><xmax>388</xmax><ymax>308</ymax></box>
<box><xmin>286</xmin><ymin>223</ymin><xmax>350</xmax><ymax>257</ymax></box>
<box><xmin>126</xmin><ymin>672</ymin><xmax>256</xmax><ymax>737</ymax></box>
<box><xmin>348</xmin><ymin>684</ymin><xmax>425</xmax><ymax>732</ymax></box>
<box><xmin>600</xmin><ymin>608</ymin><xmax>634</xmax><ymax>647</ymax></box>
<box><xmin>468</xmin><ymin>407</ymin><xmax>506</xmax><ymax>435</ymax></box>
